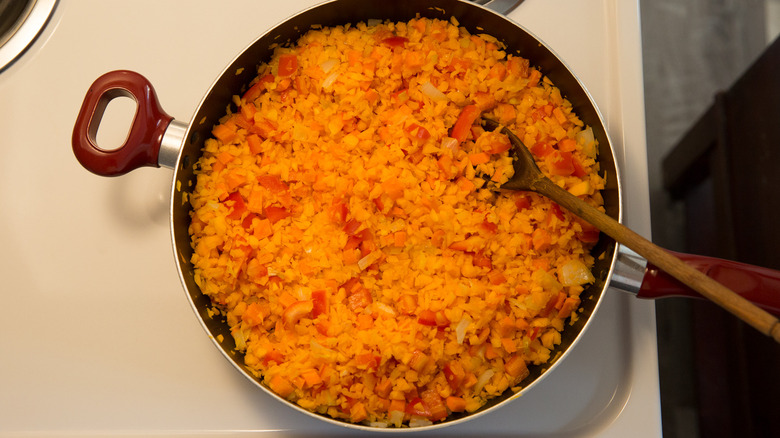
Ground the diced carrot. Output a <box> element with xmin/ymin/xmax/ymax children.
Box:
<box><xmin>375</xmin><ymin>378</ymin><xmax>393</xmax><ymax>398</ymax></box>
<box><xmin>247</xmin><ymin>134</ymin><xmax>263</xmax><ymax>155</ymax></box>
<box><xmin>225</xmin><ymin>170</ymin><xmax>246</xmax><ymax>191</ymax></box>
<box><xmin>501</xmin><ymin>337</ymin><xmax>517</xmax><ymax>353</ymax></box>
<box><xmin>505</xmin><ymin>354</ymin><xmax>529</xmax><ymax>379</ymax></box>
<box><xmin>409</xmin><ymin>350</ymin><xmax>429</xmax><ymax>372</ymax></box>
<box><xmin>242</xmin><ymin>302</ymin><xmax>265</xmax><ymax>326</ymax></box>
<box><xmin>468</xmin><ymin>152</ymin><xmax>490</xmax><ymax>165</ymax></box>
<box><xmin>216</xmin><ymin>150</ymin><xmax>234</xmax><ymax>165</ymax></box>
<box><xmin>446</xmin><ymin>396</ymin><xmax>467</xmax><ymax>413</ymax></box>
<box><xmin>389</xmin><ymin>399</ymin><xmax>406</xmax><ymax>414</ymax></box>
<box><xmin>349</xmin><ymin>402</ymin><xmax>368</xmax><ymax>423</ymax></box>
<box><xmin>463</xmin><ymin>372</ymin><xmax>478</xmax><ymax>389</ymax></box>
<box><xmin>532</xmin><ymin>228</ymin><xmax>551</xmax><ymax>251</ymax></box>
<box><xmin>212</xmin><ymin>123</ymin><xmax>236</xmax><ymax>144</ymax></box>
<box><xmin>356</xmin><ymin>313</ymin><xmax>374</xmax><ymax>330</ymax></box>
<box><xmin>246</xmin><ymin>258</ymin><xmax>268</xmax><ymax>281</ymax></box>
<box><xmin>398</xmin><ymin>295</ymin><xmax>416</xmax><ymax>315</ymax></box>
<box><xmin>558</xmin><ymin>137</ymin><xmax>577</xmax><ymax>152</ymax></box>
<box><xmin>484</xmin><ymin>343</ymin><xmax>498</xmax><ymax>360</ymax></box>
<box><xmin>382</xmin><ymin>177</ymin><xmax>405</xmax><ymax>200</ymax></box>
<box><xmin>456</xmin><ymin>176</ymin><xmax>475</xmax><ymax>193</ymax></box>
<box><xmin>257</xmin><ymin>175</ymin><xmax>289</xmax><ymax>192</ymax></box>
<box><xmin>487</xmin><ymin>270</ymin><xmax>507</xmax><ymax>285</ymax></box>
<box><xmin>557</xmin><ymin>297</ymin><xmax>580</xmax><ymax>320</ymax></box>
<box><xmin>437</xmin><ymin>154</ymin><xmax>454</xmax><ymax>179</ymax></box>
<box><xmin>268</xmin><ymin>375</ymin><xmax>295</xmax><ymax>398</ymax></box>
<box><xmin>393</xmin><ymin>231</ymin><xmax>407</xmax><ymax>247</ymax></box>
<box><xmin>302</xmin><ymin>369</ymin><xmax>323</xmax><ymax>387</ymax></box>
<box><xmin>497</xmin><ymin>316</ymin><xmax>515</xmax><ymax>337</ymax></box>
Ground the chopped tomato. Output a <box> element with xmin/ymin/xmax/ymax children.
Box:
<box><xmin>257</xmin><ymin>174</ymin><xmax>289</xmax><ymax>192</ymax></box>
<box><xmin>549</xmin><ymin>151</ymin><xmax>575</xmax><ymax>176</ymax></box>
<box><xmin>343</xmin><ymin>218</ymin><xmax>362</xmax><ymax>235</ymax></box>
<box><xmin>264</xmin><ymin>205</ymin><xmax>290</xmax><ymax>224</ymax></box>
<box><xmin>420</xmin><ymin>388</ymin><xmax>448</xmax><ymax>421</ymax></box>
<box><xmin>405</xmin><ymin>123</ymin><xmax>431</xmax><ymax>140</ymax></box>
<box><xmin>405</xmin><ymin>397</ymin><xmax>430</xmax><ymax>417</ymax></box>
<box><xmin>417</xmin><ymin>309</ymin><xmax>437</xmax><ymax>326</ymax></box>
<box><xmin>330</xmin><ymin>201</ymin><xmax>348</xmax><ymax>224</ymax></box>
<box><xmin>530</xmin><ymin>140</ymin><xmax>554</xmax><ymax>157</ymax></box>
<box><xmin>241</xmin><ymin>212</ymin><xmax>259</xmax><ymax>230</ymax></box>
<box><xmin>480</xmin><ymin>220</ymin><xmax>498</xmax><ymax>234</ymax></box>
<box><xmin>418</xmin><ymin>309</ymin><xmax>448</xmax><ymax>327</ymax></box>
<box><xmin>382</xmin><ymin>36</ymin><xmax>408</xmax><ymax>47</ymax></box>
<box><xmin>488</xmin><ymin>139</ymin><xmax>512</xmax><ymax>154</ymax></box>
<box><xmin>472</xmin><ymin>250</ymin><xmax>492</xmax><ymax>269</ymax></box>
<box><xmin>450</xmin><ymin>105</ymin><xmax>480</xmax><ymax>144</ymax></box>
<box><xmin>277</xmin><ymin>54</ymin><xmax>298</xmax><ymax>77</ymax></box>
<box><xmin>571</xmin><ymin>156</ymin><xmax>587</xmax><ymax>178</ymax></box>
<box><xmin>224</xmin><ymin>192</ymin><xmax>246</xmax><ymax>220</ymax></box>
<box><xmin>550</xmin><ymin>203</ymin><xmax>565</xmax><ymax>221</ymax></box>
<box><xmin>311</xmin><ymin>290</ymin><xmax>327</xmax><ymax>318</ymax></box>
<box><xmin>347</xmin><ymin>287</ymin><xmax>372</xmax><ymax>312</ymax></box>
<box><xmin>443</xmin><ymin>361</ymin><xmax>465</xmax><ymax>390</ymax></box>
<box><xmin>514</xmin><ymin>194</ymin><xmax>531</xmax><ymax>211</ymax></box>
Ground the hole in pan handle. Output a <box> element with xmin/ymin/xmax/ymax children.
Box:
<box><xmin>72</xmin><ymin>70</ymin><xmax>173</xmax><ymax>176</ymax></box>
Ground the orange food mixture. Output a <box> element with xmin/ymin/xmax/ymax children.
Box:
<box><xmin>189</xmin><ymin>16</ymin><xmax>604</xmax><ymax>427</ymax></box>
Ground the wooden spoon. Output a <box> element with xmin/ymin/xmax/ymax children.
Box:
<box><xmin>480</xmin><ymin>117</ymin><xmax>780</xmax><ymax>343</ymax></box>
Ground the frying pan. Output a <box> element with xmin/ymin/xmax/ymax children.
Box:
<box><xmin>71</xmin><ymin>0</ymin><xmax>780</xmax><ymax>430</ymax></box>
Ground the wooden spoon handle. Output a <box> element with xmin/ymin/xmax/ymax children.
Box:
<box><xmin>534</xmin><ymin>178</ymin><xmax>780</xmax><ymax>343</ymax></box>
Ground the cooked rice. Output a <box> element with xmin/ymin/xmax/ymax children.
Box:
<box><xmin>188</xmin><ymin>16</ymin><xmax>605</xmax><ymax>426</ymax></box>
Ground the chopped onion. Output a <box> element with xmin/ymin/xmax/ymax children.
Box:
<box><xmin>421</xmin><ymin>80</ymin><xmax>448</xmax><ymax>101</ymax></box>
<box><xmin>320</xmin><ymin>58</ymin><xmax>338</xmax><ymax>74</ymax></box>
<box><xmin>358</xmin><ymin>250</ymin><xmax>382</xmax><ymax>271</ymax></box>
<box><xmin>576</xmin><ymin>127</ymin><xmax>594</xmax><ymax>145</ymax></box>
<box><xmin>441</xmin><ymin>136</ymin><xmax>458</xmax><ymax>152</ymax></box>
<box><xmin>369</xmin><ymin>422</ymin><xmax>389</xmax><ymax>428</ymax></box>
<box><xmin>455</xmin><ymin>318</ymin><xmax>471</xmax><ymax>344</ymax></box>
<box><xmin>322</xmin><ymin>71</ymin><xmax>340</xmax><ymax>88</ymax></box>
<box><xmin>232</xmin><ymin>328</ymin><xmax>247</xmax><ymax>350</ymax></box>
<box><xmin>558</xmin><ymin>259</ymin><xmax>595</xmax><ymax>286</ymax></box>
<box><xmin>474</xmin><ymin>369</ymin><xmax>495</xmax><ymax>393</ymax></box>
<box><xmin>388</xmin><ymin>410</ymin><xmax>404</xmax><ymax>427</ymax></box>
<box><xmin>373</xmin><ymin>302</ymin><xmax>396</xmax><ymax>318</ymax></box>
<box><xmin>409</xmin><ymin>416</ymin><xmax>433</xmax><ymax>428</ymax></box>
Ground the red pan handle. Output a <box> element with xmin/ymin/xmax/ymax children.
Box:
<box><xmin>72</xmin><ymin>70</ymin><xmax>172</xmax><ymax>176</ymax></box>
<box><xmin>638</xmin><ymin>251</ymin><xmax>780</xmax><ymax>316</ymax></box>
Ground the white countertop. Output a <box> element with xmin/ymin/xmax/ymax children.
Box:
<box><xmin>0</xmin><ymin>0</ymin><xmax>660</xmax><ymax>436</ymax></box>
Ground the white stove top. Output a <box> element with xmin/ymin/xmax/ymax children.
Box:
<box><xmin>0</xmin><ymin>1</ymin><xmax>660</xmax><ymax>436</ymax></box>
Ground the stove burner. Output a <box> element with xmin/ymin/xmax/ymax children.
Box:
<box><xmin>0</xmin><ymin>0</ymin><xmax>57</xmax><ymax>72</ymax></box>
